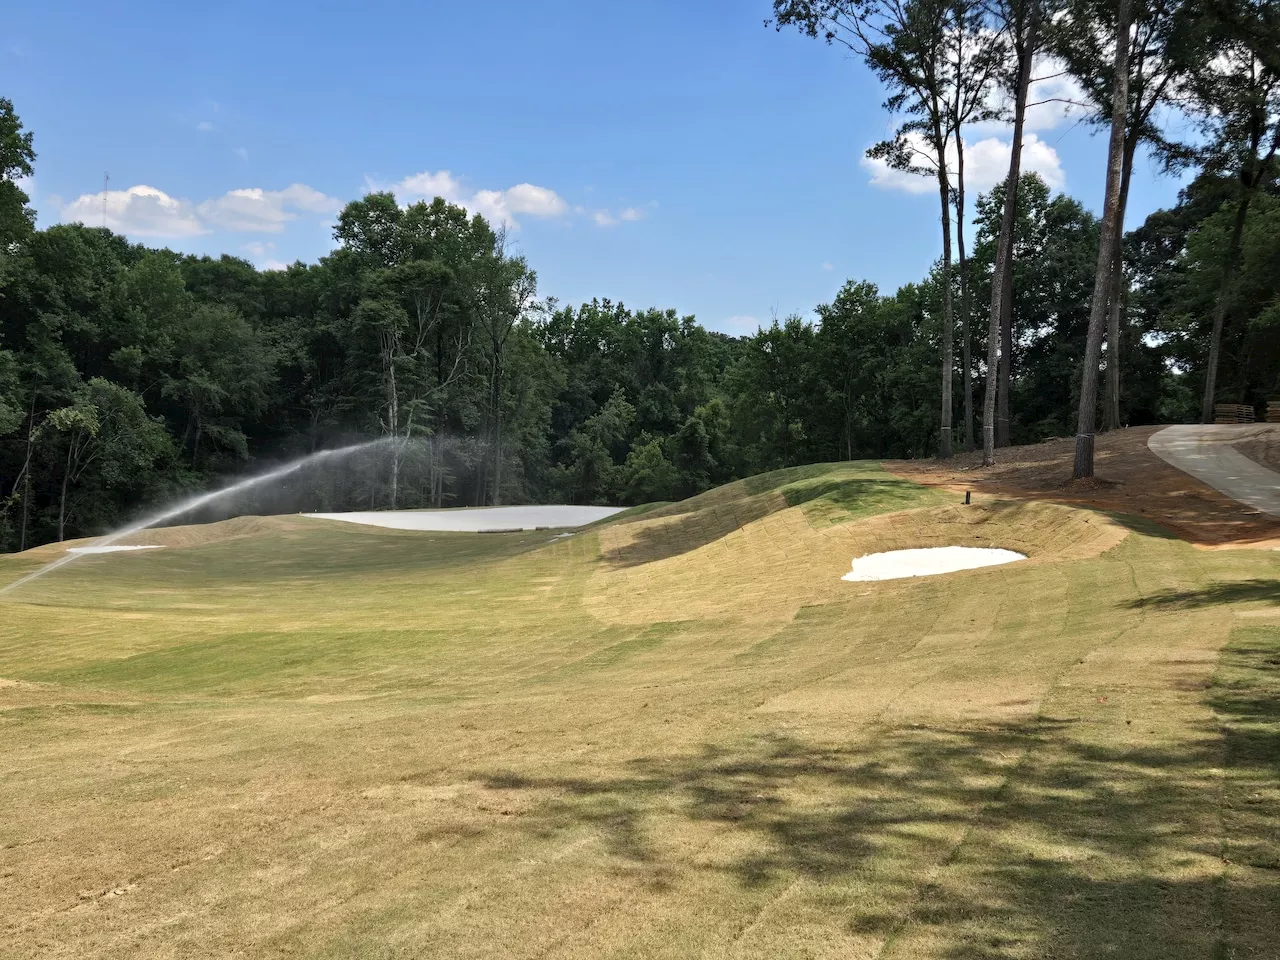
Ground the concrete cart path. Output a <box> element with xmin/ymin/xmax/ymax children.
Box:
<box><xmin>1148</xmin><ymin>424</ymin><xmax>1280</xmax><ymax>518</ymax></box>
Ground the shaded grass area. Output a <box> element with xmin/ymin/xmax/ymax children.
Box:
<box><xmin>1211</xmin><ymin>625</ymin><xmax>1280</xmax><ymax>879</ymax></box>
<box><xmin>600</xmin><ymin>461</ymin><xmax>950</xmax><ymax>568</ymax></box>
<box><xmin>0</xmin><ymin>469</ymin><xmax>1277</xmax><ymax>958</ymax></box>
<box><xmin>1127</xmin><ymin>578</ymin><xmax>1280</xmax><ymax>610</ymax></box>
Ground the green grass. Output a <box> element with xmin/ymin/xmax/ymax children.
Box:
<box><xmin>0</xmin><ymin>464</ymin><xmax>1277</xmax><ymax>959</ymax></box>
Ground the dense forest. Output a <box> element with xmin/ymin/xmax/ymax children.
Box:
<box><xmin>1</xmin><ymin>0</ymin><xmax>1278</xmax><ymax>551</ymax></box>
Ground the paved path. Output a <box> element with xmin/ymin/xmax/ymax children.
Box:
<box><xmin>1148</xmin><ymin>424</ymin><xmax>1280</xmax><ymax>518</ymax></box>
<box><xmin>304</xmin><ymin>504</ymin><xmax>625</xmax><ymax>532</ymax></box>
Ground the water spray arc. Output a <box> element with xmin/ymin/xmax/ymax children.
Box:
<box><xmin>0</xmin><ymin>439</ymin><xmax>390</xmax><ymax>597</ymax></box>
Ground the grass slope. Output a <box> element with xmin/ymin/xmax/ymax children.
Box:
<box><xmin>0</xmin><ymin>463</ymin><xmax>1277</xmax><ymax>958</ymax></box>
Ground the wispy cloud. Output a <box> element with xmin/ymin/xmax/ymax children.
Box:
<box><xmin>590</xmin><ymin>205</ymin><xmax>647</xmax><ymax>228</ymax></box>
<box><xmin>379</xmin><ymin>168</ymin><xmax>650</xmax><ymax>230</ymax></box>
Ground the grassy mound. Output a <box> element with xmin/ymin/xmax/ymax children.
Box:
<box><xmin>590</xmin><ymin>463</ymin><xmax>1126</xmax><ymax>625</ymax></box>
<box><xmin>0</xmin><ymin>462</ymin><xmax>1277</xmax><ymax>958</ymax></box>
<box><xmin>596</xmin><ymin>461</ymin><xmax>951</xmax><ymax>568</ymax></box>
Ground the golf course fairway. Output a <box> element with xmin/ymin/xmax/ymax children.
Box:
<box><xmin>1</xmin><ymin>461</ymin><xmax>1277</xmax><ymax>958</ymax></box>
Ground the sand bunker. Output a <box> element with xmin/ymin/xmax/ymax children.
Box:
<box><xmin>304</xmin><ymin>505</ymin><xmax>624</xmax><ymax>533</ymax></box>
<box><xmin>843</xmin><ymin>546</ymin><xmax>1026</xmax><ymax>582</ymax></box>
<box><xmin>66</xmin><ymin>545</ymin><xmax>165</xmax><ymax>555</ymax></box>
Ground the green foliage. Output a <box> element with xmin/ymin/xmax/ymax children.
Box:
<box><xmin>0</xmin><ymin>97</ymin><xmax>35</xmax><ymax>247</ymax></box>
<box><xmin>1137</xmin><ymin>179</ymin><xmax>1280</xmax><ymax>406</ymax></box>
<box><xmin>0</xmin><ymin>89</ymin><xmax>1269</xmax><ymax>550</ymax></box>
<box><xmin>617</xmin><ymin>438</ymin><xmax>680</xmax><ymax>505</ymax></box>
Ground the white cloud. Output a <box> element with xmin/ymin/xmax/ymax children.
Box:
<box><xmin>60</xmin><ymin>182</ymin><xmax>339</xmax><ymax>238</ymax></box>
<box><xmin>964</xmin><ymin>133</ymin><xmax>1065</xmax><ymax>192</ymax></box>
<box><xmin>241</xmin><ymin>240</ymin><xmax>276</xmax><ymax>258</ymax></box>
<box><xmin>862</xmin><ymin>130</ymin><xmax>1064</xmax><ymax>196</ymax></box>
<box><xmin>822</xmin><ymin>261</ymin><xmax>834</xmax><ymax>271</ymax></box>
<box><xmin>197</xmin><ymin>121</ymin><xmax>214</xmax><ymax>133</ymax></box>
<box><xmin>390</xmin><ymin>169</ymin><xmax>464</xmax><ymax>203</ymax></box>
<box><xmin>276</xmin><ymin>183</ymin><xmax>340</xmax><ymax>213</ymax></box>
<box><xmin>381</xmin><ymin>169</ymin><xmax>588</xmax><ymax>229</ymax></box>
<box><xmin>262</xmin><ymin>259</ymin><xmax>290</xmax><ymax>271</ymax></box>
<box><xmin>590</xmin><ymin>205</ymin><xmax>646</xmax><ymax>228</ymax></box>
<box><xmin>972</xmin><ymin>54</ymin><xmax>1090</xmax><ymax>135</ymax></box>
<box><xmin>196</xmin><ymin>183</ymin><xmax>341</xmax><ymax>233</ymax></box>
<box><xmin>61</xmin><ymin>185</ymin><xmax>206</xmax><ymax>237</ymax></box>
<box><xmin>469</xmin><ymin>189</ymin><xmax>512</xmax><ymax>226</ymax></box>
<box><xmin>1024</xmin><ymin>61</ymin><xmax>1091</xmax><ymax>132</ymax></box>
<box><xmin>504</xmin><ymin>183</ymin><xmax>568</xmax><ymax>217</ymax></box>
<box><xmin>235</xmin><ymin>146</ymin><xmax>249</xmax><ymax>161</ymax></box>
<box><xmin>380</xmin><ymin>169</ymin><xmax>653</xmax><ymax>230</ymax></box>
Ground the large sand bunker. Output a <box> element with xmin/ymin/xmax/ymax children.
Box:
<box><xmin>842</xmin><ymin>545</ymin><xmax>1026</xmax><ymax>581</ymax></box>
<box><xmin>66</xmin><ymin>545</ymin><xmax>164</xmax><ymax>555</ymax></box>
<box><xmin>304</xmin><ymin>505</ymin><xmax>624</xmax><ymax>533</ymax></box>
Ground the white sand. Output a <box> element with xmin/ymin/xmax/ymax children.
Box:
<box><xmin>303</xmin><ymin>505</ymin><xmax>624</xmax><ymax>533</ymax></box>
<box><xmin>843</xmin><ymin>546</ymin><xmax>1026</xmax><ymax>582</ymax></box>
<box><xmin>67</xmin><ymin>545</ymin><xmax>165</xmax><ymax>555</ymax></box>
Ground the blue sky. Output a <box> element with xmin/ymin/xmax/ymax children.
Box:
<box><xmin>4</xmin><ymin>0</ymin><xmax>1187</xmax><ymax>334</ymax></box>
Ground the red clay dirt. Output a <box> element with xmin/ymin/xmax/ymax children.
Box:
<box><xmin>887</xmin><ymin>425</ymin><xmax>1280</xmax><ymax>548</ymax></box>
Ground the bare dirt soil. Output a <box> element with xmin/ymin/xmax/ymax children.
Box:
<box><xmin>889</xmin><ymin>426</ymin><xmax>1280</xmax><ymax>547</ymax></box>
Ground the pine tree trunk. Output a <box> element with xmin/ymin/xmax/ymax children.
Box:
<box><xmin>387</xmin><ymin>355</ymin><xmax>400</xmax><ymax>509</ymax></box>
<box><xmin>984</xmin><ymin>0</ymin><xmax>1038</xmax><ymax>465</ymax></box>
<box><xmin>1200</xmin><ymin>191</ymin><xmax>1253</xmax><ymax>423</ymax></box>
<box><xmin>18</xmin><ymin>397</ymin><xmax>36</xmax><ymax>551</ymax></box>
<box><xmin>956</xmin><ymin>132</ymin><xmax>975</xmax><ymax>451</ymax></box>
<box><xmin>998</xmin><ymin>270</ymin><xmax>1012</xmax><ymax>446</ymax></box>
<box><xmin>934</xmin><ymin>118</ymin><xmax>955</xmax><ymax>460</ymax></box>
<box><xmin>1103</xmin><ymin>245</ymin><xmax>1124</xmax><ymax>431</ymax></box>
<box><xmin>1074</xmin><ymin>0</ymin><xmax>1131</xmax><ymax>479</ymax></box>
<box><xmin>486</xmin><ymin>347</ymin><xmax>504</xmax><ymax>506</ymax></box>
<box><xmin>58</xmin><ymin>442</ymin><xmax>72</xmax><ymax>542</ymax></box>
<box><xmin>1104</xmin><ymin>137</ymin><xmax>1137</xmax><ymax>432</ymax></box>
<box><xmin>191</xmin><ymin>415</ymin><xmax>202</xmax><ymax>468</ymax></box>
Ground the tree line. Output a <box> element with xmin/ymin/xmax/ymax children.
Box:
<box><xmin>1</xmin><ymin>0</ymin><xmax>1278</xmax><ymax>550</ymax></box>
<box><xmin>772</xmin><ymin>0</ymin><xmax>1279</xmax><ymax>473</ymax></box>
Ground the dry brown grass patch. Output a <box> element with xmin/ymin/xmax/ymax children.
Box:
<box><xmin>588</xmin><ymin>499</ymin><xmax>1128</xmax><ymax>627</ymax></box>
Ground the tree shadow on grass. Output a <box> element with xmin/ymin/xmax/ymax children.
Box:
<box><xmin>596</xmin><ymin>495</ymin><xmax>779</xmax><ymax>569</ymax></box>
<box><xmin>597</xmin><ymin>479</ymin><xmax>921</xmax><ymax>569</ymax></box>
<box><xmin>1124</xmin><ymin>578</ymin><xmax>1280</xmax><ymax>610</ymax></box>
<box><xmin>472</xmin><ymin>632</ymin><xmax>1280</xmax><ymax>957</ymax></box>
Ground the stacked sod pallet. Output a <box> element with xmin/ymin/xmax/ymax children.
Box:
<box><xmin>1214</xmin><ymin>403</ymin><xmax>1256</xmax><ymax>424</ymax></box>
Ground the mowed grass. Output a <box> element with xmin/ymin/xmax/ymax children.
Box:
<box><xmin>0</xmin><ymin>461</ymin><xmax>1277</xmax><ymax>959</ymax></box>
